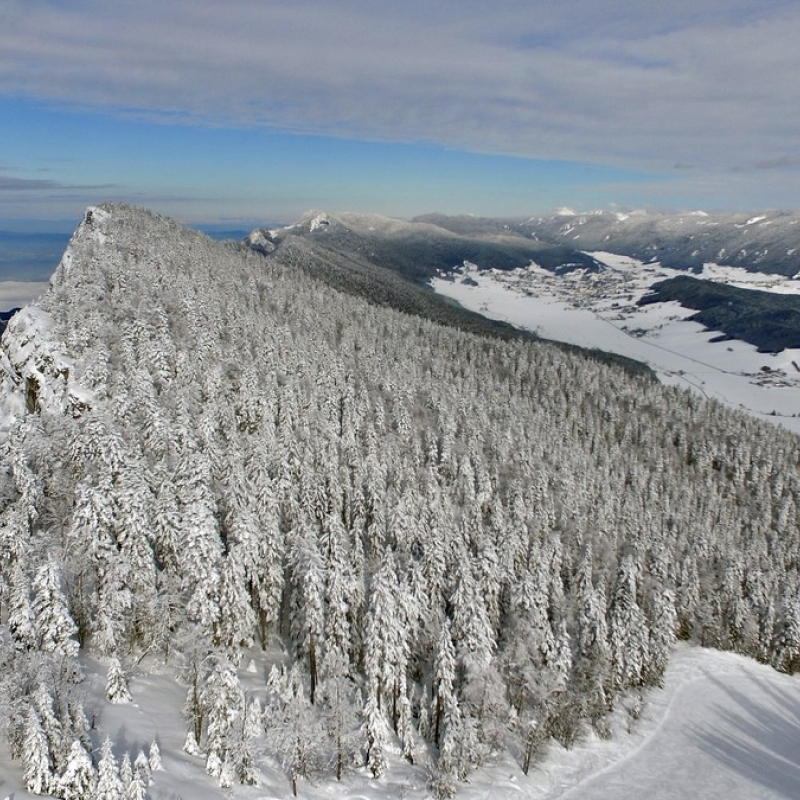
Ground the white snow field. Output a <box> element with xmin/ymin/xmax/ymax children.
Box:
<box><xmin>431</xmin><ymin>254</ymin><xmax>800</xmax><ymax>434</ymax></box>
<box><xmin>537</xmin><ymin>646</ymin><xmax>800</xmax><ymax>800</ymax></box>
<box><xmin>1</xmin><ymin>646</ymin><xmax>798</xmax><ymax>799</ymax></box>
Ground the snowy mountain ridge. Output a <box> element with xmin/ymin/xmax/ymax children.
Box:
<box><xmin>0</xmin><ymin>208</ymin><xmax>109</xmax><ymax>433</ymax></box>
<box><xmin>412</xmin><ymin>209</ymin><xmax>800</xmax><ymax>277</ymax></box>
<box><xmin>1</xmin><ymin>204</ymin><xmax>800</xmax><ymax>799</ymax></box>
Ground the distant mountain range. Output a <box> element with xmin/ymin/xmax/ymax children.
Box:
<box><xmin>413</xmin><ymin>209</ymin><xmax>800</xmax><ymax>277</ymax></box>
<box><xmin>244</xmin><ymin>208</ymin><xmax>800</xmax><ymax>358</ymax></box>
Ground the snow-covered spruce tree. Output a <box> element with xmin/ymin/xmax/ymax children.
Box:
<box><xmin>31</xmin><ymin>558</ymin><xmax>79</xmax><ymax>658</ymax></box>
<box><xmin>22</xmin><ymin>705</ymin><xmax>54</xmax><ymax>795</ymax></box>
<box><xmin>774</xmin><ymin>596</ymin><xmax>800</xmax><ymax>674</ymax></box>
<box><xmin>95</xmin><ymin>736</ymin><xmax>124</xmax><ymax>800</ymax></box>
<box><xmin>362</xmin><ymin>546</ymin><xmax>404</xmax><ymax>731</ymax></box>
<box><xmin>200</xmin><ymin>653</ymin><xmax>245</xmax><ymax>782</ymax></box>
<box><xmin>215</xmin><ymin>544</ymin><xmax>257</xmax><ymax>660</ymax></box>
<box><xmin>609</xmin><ymin>555</ymin><xmax>650</xmax><ymax>693</ymax></box>
<box><xmin>7</xmin><ymin>560</ymin><xmax>37</xmax><ymax>650</ymax></box>
<box><xmin>148</xmin><ymin>738</ymin><xmax>163</xmax><ymax>772</ymax></box>
<box><xmin>133</xmin><ymin>749</ymin><xmax>150</xmax><ymax>786</ymax></box>
<box><xmin>120</xmin><ymin>751</ymin><xmax>133</xmax><ymax>790</ymax></box>
<box><xmin>126</xmin><ymin>773</ymin><xmax>148</xmax><ymax>800</ymax></box>
<box><xmin>571</xmin><ymin>583</ymin><xmax>612</xmax><ymax>727</ymax></box>
<box><xmin>175</xmin><ymin>451</ymin><xmax>223</xmax><ymax>636</ymax></box>
<box><xmin>286</xmin><ymin>514</ymin><xmax>325</xmax><ymax>704</ymax></box>
<box><xmin>106</xmin><ymin>657</ymin><xmax>133</xmax><ymax>703</ymax></box>
<box><xmin>32</xmin><ymin>681</ymin><xmax>66</xmax><ymax>775</ymax></box>
<box><xmin>645</xmin><ymin>589</ymin><xmax>678</xmax><ymax>687</ymax></box>
<box><xmin>58</xmin><ymin>739</ymin><xmax>96</xmax><ymax>800</ymax></box>
<box><xmin>361</xmin><ymin>687</ymin><xmax>391</xmax><ymax>778</ymax></box>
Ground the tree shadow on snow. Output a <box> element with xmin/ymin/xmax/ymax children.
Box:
<box><xmin>688</xmin><ymin>668</ymin><xmax>800</xmax><ymax>798</ymax></box>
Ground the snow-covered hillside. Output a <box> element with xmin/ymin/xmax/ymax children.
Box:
<box><xmin>2</xmin><ymin>205</ymin><xmax>800</xmax><ymax>800</ymax></box>
<box><xmin>2</xmin><ymin>644</ymin><xmax>798</xmax><ymax>799</ymax></box>
<box><xmin>432</xmin><ymin>254</ymin><xmax>800</xmax><ymax>433</ymax></box>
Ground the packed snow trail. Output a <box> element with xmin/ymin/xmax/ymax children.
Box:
<box><xmin>525</xmin><ymin>648</ymin><xmax>800</xmax><ymax>800</ymax></box>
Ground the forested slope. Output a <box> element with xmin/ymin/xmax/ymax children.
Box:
<box><xmin>1</xmin><ymin>205</ymin><xmax>799</xmax><ymax>798</ymax></box>
<box><xmin>640</xmin><ymin>275</ymin><xmax>800</xmax><ymax>353</ymax></box>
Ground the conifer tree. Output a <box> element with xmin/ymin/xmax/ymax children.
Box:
<box><xmin>609</xmin><ymin>555</ymin><xmax>650</xmax><ymax>692</ymax></box>
<box><xmin>646</xmin><ymin>588</ymin><xmax>677</xmax><ymax>686</ymax></box>
<box><xmin>120</xmin><ymin>751</ymin><xmax>133</xmax><ymax>790</ymax></box>
<box><xmin>22</xmin><ymin>706</ymin><xmax>53</xmax><ymax>795</ymax></box>
<box><xmin>58</xmin><ymin>739</ymin><xmax>96</xmax><ymax>800</ymax></box>
<box><xmin>200</xmin><ymin>653</ymin><xmax>245</xmax><ymax>782</ymax></box>
<box><xmin>106</xmin><ymin>658</ymin><xmax>133</xmax><ymax>704</ymax></box>
<box><xmin>32</xmin><ymin>559</ymin><xmax>79</xmax><ymax>658</ymax></box>
<box><xmin>33</xmin><ymin>682</ymin><xmax>65</xmax><ymax>774</ymax></box>
<box><xmin>8</xmin><ymin>561</ymin><xmax>36</xmax><ymax>650</ymax></box>
<box><xmin>133</xmin><ymin>749</ymin><xmax>151</xmax><ymax>786</ymax></box>
<box><xmin>96</xmin><ymin>736</ymin><xmax>124</xmax><ymax>800</ymax></box>
<box><xmin>126</xmin><ymin>772</ymin><xmax>147</xmax><ymax>800</ymax></box>
<box><xmin>362</xmin><ymin>689</ymin><xmax>390</xmax><ymax>778</ymax></box>
<box><xmin>148</xmin><ymin>739</ymin><xmax>163</xmax><ymax>772</ymax></box>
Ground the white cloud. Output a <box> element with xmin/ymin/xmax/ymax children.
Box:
<box><xmin>0</xmin><ymin>281</ymin><xmax>50</xmax><ymax>311</ymax></box>
<box><xmin>2</xmin><ymin>1</ymin><xmax>799</xmax><ymax>178</ymax></box>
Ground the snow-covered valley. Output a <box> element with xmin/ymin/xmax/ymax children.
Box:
<box><xmin>432</xmin><ymin>254</ymin><xmax>800</xmax><ymax>434</ymax></box>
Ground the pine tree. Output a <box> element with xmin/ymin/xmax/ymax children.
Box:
<box><xmin>646</xmin><ymin>588</ymin><xmax>677</xmax><ymax>686</ymax></box>
<box><xmin>176</xmin><ymin>452</ymin><xmax>223</xmax><ymax>634</ymax></box>
<box><xmin>58</xmin><ymin>740</ymin><xmax>96</xmax><ymax>800</ymax></box>
<box><xmin>120</xmin><ymin>751</ymin><xmax>133</xmax><ymax>789</ymax></box>
<box><xmin>148</xmin><ymin>739</ymin><xmax>163</xmax><ymax>772</ymax></box>
<box><xmin>133</xmin><ymin>749</ymin><xmax>151</xmax><ymax>786</ymax></box>
<box><xmin>8</xmin><ymin>561</ymin><xmax>36</xmax><ymax>649</ymax></box>
<box><xmin>216</xmin><ymin>546</ymin><xmax>256</xmax><ymax>659</ymax></box>
<box><xmin>96</xmin><ymin>736</ymin><xmax>124</xmax><ymax>800</ymax></box>
<box><xmin>33</xmin><ymin>682</ymin><xmax>65</xmax><ymax>774</ymax></box>
<box><xmin>774</xmin><ymin>596</ymin><xmax>800</xmax><ymax>674</ymax></box>
<box><xmin>573</xmin><ymin>585</ymin><xmax>611</xmax><ymax>723</ymax></box>
<box><xmin>609</xmin><ymin>555</ymin><xmax>650</xmax><ymax>692</ymax></box>
<box><xmin>106</xmin><ymin>658</ymin><xmax>133</xmax><ymax>703</ymax></box>
<box><xmin>362</xmin><ymin>689</ymin><xmax>390</xmax><ymax>778</ymax></box>
<box><xmin>287</xmin><ymin>518</ymin><xmax>325</xmax><ymax>704</ymax></box>
<box><xmin>32</xmin><ymin>558</ymin><xmax>79</xmax><ymax>658</ymax></box>
<box><xmin>22</xmin><ymin>706</ymin><xmax>53</xmax><ymax>795</ymax></box>
<box><xmin>433</xmin><ymin>620</ymin><xmax>458</xmax><ymax>749</ymax></box>
<box><xmin>200</xmin><ymin>654</ymin><xmax>245</xmax><ymax>782</ymax></box>
<box><xmin>126</xmin><ymin>773</ymin><xmax>147</xmax><ymax>800</ymax></box>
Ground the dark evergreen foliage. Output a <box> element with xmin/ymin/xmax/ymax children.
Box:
<box><xmin>640</xmin><ymin>275</ymin><xmax>800</xmax><ymax>352</ymax></box>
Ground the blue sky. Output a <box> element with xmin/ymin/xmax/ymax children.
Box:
<box><xmin>2</xmin><ymin>0</ymin><xmax>799</xmax><ymax>227</ymax></box>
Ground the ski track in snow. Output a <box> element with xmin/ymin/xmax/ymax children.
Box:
<box><xmin>555</xmin><ymin>657</ymin><xmax>800</xmax><ymax>799</ymax></box>
<box><xmin>506</xmin><ymin>646</ymin><xmax>800</xmax><ymax>800</ymax></box>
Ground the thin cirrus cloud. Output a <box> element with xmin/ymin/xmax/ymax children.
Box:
<box><xmin>1</xmin><ymin>0</ymin><xmax>799</xmax><ymax>215</ymax></box>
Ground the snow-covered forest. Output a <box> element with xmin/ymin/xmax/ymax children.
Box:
<box><xmin>1</xmin><ymin>205</ymin><xmax>799</xmax><ymax>798</ymax></box>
